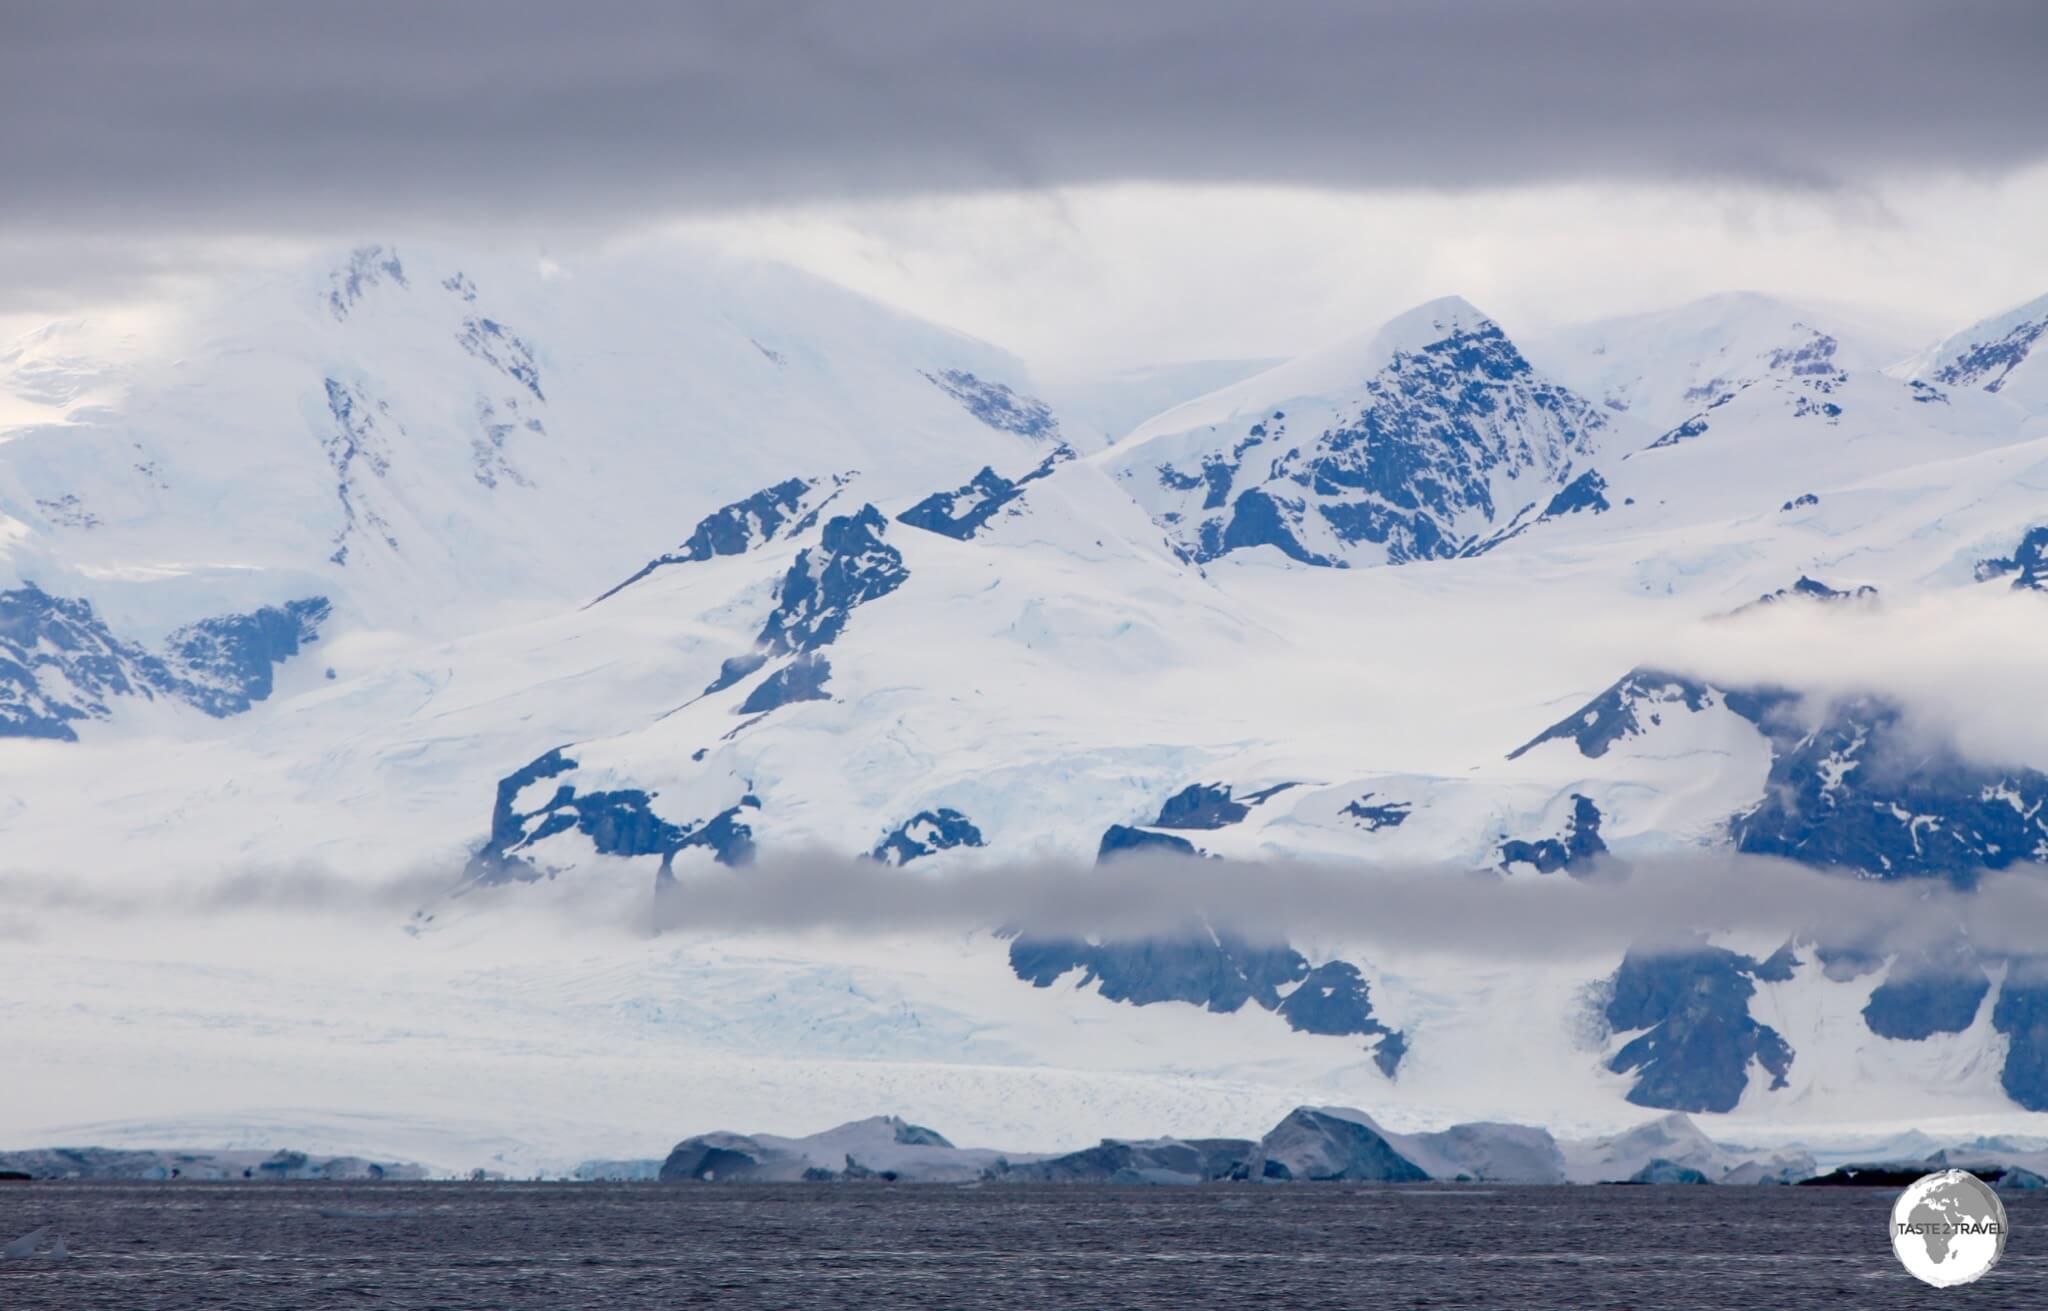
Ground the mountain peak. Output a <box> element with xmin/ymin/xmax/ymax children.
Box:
<box><xmin>1119</xmin><ymin>294</ymin><xmax>1507</xmax><ymax>447</ymax></box>
<box><xmin>1371</xmin><ymin>294</ymin><xmax>1495</xmax><ymax>355</ymax></box>
<box><xmin>1910</xmin><ymin>290</ymin><xmax>2048</xmax><ymax>404</ymax></box>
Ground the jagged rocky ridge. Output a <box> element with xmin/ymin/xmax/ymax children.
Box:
<box><xmin>0</xmin><ymin>584</ymin><xmax>328</xmax><ymax>739</ymax></box>
<box><xmin>702</xmin><ymin>504</ymin><xmax>909</xmax><ymax>709</ymax></box>
<box><xmin>1918</xmin><ymin>292</ymin><xmax>2048</xmax><ymax>397</ymax></box>
<box><xmin>1124</xmin><ymin>303</ymin><xmax>1612</xmax><ymax>568</ymax></box>
<box><xmin>591</xmin><ymin>474</ymin><xmax>854</xmax><ymax>605</ymax></box>
<box><xmin>896</xmin><ymin>444</ymin><xmax>1072</xmax><ymax>540</ymax></box>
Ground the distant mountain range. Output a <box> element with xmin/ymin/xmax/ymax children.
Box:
<box><xmin>5</xmin><ymin>245</ymin><xmax>2048</xmax><ymax>1136</ymax></box>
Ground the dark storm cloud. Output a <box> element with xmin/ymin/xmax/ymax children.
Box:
<box><xmin>2</xmin><ymin>0</ymin><xmax>2042</xmax><ymax>240</ymax></box>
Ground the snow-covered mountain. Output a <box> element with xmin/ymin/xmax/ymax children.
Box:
<box><xmin>1902</xmin><ymin>291</ymin><xmax>2048</xmax><ymax>415</ymax></box>
<box><xmin>1107</xmin><ymin>297</ymin><xmax>1614</xmax><ymax>567</ymax></box>
<box><xmin>5</xmin><ymin>248</ymin><xmax>2048</xmax><ymax>1167</ymax></box>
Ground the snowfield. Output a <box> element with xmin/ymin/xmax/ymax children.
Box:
<box><xmin>5</xmin><ymin>244</ymin><xmax>2048</xmax><ymax>1169</ymax></box>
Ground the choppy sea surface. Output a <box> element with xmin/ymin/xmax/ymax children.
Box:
<box><xmin>4</xmin><ymin>1181</ymin><xmax>2046</xmax><ymax>1309</ymax></box>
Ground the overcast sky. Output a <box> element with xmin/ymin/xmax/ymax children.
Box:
<box><xmin>4</xmin><ymin>0</ymin><xmax>2045</xmax><ymax>371</ymax></box>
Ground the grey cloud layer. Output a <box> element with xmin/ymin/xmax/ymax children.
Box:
<box><xmin>6</xmin><ymin>852</ymin><xmax>2041</xmax><ymax>968</ymax></box>
<box><xmin>4</xmin><ymin>0</ymin><xmax>2043</xmax><ymax>237</ymax></box>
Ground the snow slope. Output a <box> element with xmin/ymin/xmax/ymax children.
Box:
<box><xmin>4</xmin><ymin>248</ymin><xmax>2048</xmax><ymax>1165</ymax></box>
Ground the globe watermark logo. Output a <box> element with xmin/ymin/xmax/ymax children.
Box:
<box><xmin>1891</xmin><ymin>1169</ymin><xmax>2008</xmax><ymax>1287</ymax></box>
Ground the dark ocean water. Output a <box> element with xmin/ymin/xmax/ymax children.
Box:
<box><xmin>3</xmin><ymin>1181</ymin><xmax>2045</xmax><ymax>1309</ymax></box>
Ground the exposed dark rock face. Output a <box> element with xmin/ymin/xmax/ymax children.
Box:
<box><xmin>466</xmin><ymin>746</ymin><xmax>760</xmax><ymax>881</ymax></box>
<box><xmin>1604</xmin><ymin>945</ymin><xmax>1794</xmax><ymax>1114</ymax></box>
<box><xmin>1516</xmin><ymin>665</ymin><xmax>2048</xmax><ymax>886</ymax></box>
<box><xmin>896</xmin><ymin>445</ymin><xmax>1071</xmax><ymax>541</ymax></box>
<box><xmin>1862</xmin><ymin>943</ymin><xmax>1992</xmax><ymax>1041</ymax></box>
<box><xmin>1140</xmin><ymin>315</ymin><xmax>1609</xmax><ymax>568</ymax></box>
<box><xmin>1499</xmin><ymin>794</ymin><xmax>1608</xmax><ymax>876</ymax></box>
<box><xmin>1977</xmin><ymin>526</ymin><xmax>2048</xmax><ymax>592</ymax></box>
<box><xmin>869</xmin><ymin>808</ymin><xmax>984</xmax><ymax>865</ymax></box>
<box><xmin>457</xmin><ymin>316</ymin><xmax>544</xmax><ymax>400</ymax></box>
<box><xmin>1509</xmin><ymin>667</ymin><xmax>1796</xmax><ymax>761</ymax></box>
<box><xmin>1993</xmin><ymin>961</ymin><xmax>2048</xmax><ymax>1112</ymax></box>
<box><xmin>1008</xmin><ymin>928</ymin><xmax>1301</xmax><ymax>1013</ymax></box>
<box><xmin>1933</xmin><ymin>314</ymin><xmax>2048</xmax><ymax>393</ymax></box>
<box><xmin>592</xmin><ymin>475</ymin><xmax>849</xmax><ymax>605</ymax></box>
<box><xmin>922</xmin><ymin>370</ymin><xmax>1061</xmax><ymax>441</ymax></box>
<box><xmin>319</xmin><ymin>376</ymin><xmax>400</xmax><ymax>564</ymax></box>
<box><xmin>1135</xmin><ymin>781</ymin><xmax>1298</xmax><ymax>832</ymax></box>
<box><xmin>162</xmin><ymin>598</ymin><xmax>331</xmax><ymax>716</ymax></box>
<box><xmin>1542</xmin><ymin>468</ymin><xmax>1611</xmax><ymax>519</ymax></box>
<box><xmin>0</xmin><ymin>584</ymin><xmax>172</xmax><ymax>739</ymax></box>
<box><xmin>0</xmin><ymin>584</ymin><xmax>328</xmax><ymax>738</ymax></box>
<box><xmin>1342</xmin><ymin>794</ymin><xmax>1411</xmax><ymax>832</ymax></box>
<box><xmin>1637</xmin><ymin>327</ymin><xmax>1849</xmax><ymax>455</ymax></box>
<box><xmin>326</xmin><ymin>245</ymin><xmax>407</xmax><ymax>320</ymax></box>
<box><xmin>1007</xmin><ymin>926</ymin><xmax>1404</xmax><ymax>1064</ymax></box>
<box><xmin>1732</xmin><ymin>695</ymin><xmax>2048</xmax><ymax>886</ymax></box>
<box><xmin>1511</xmin><ymin>670</ymin><xmax>1709</xmax><ymax>760</ymax></box>
<box><xmin>705</xmin><ymin>505</ymin><xmax>909</xmax><ymax>699</ymax></box>
<box><xmin>737</xmin><ymin>652</ymin><xmax>833</xmax><ymax>713</ymax></box>
<box><xmin>1150</xmin><ymin>783</ymin><xmax>1250</xmax><ymax>830</ymax></box>
<box><xmin>1274</xmin><ymin>961</ymin><xmax>1394</xmax><ymax>1052</ymax></box>
<box><xmin>1646</xmin><ymin>413</ymin><xmax>1713</xmax><ymax>450</ymax></box>
<box><xmin>1095</xmin><ymin>824</ymin><xmax>1200</xmax><ymax>861</ymax></box>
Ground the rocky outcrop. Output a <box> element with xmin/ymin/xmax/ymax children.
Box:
<box><xmin>703</xmin><ymin>505</ymin><xmax>909</xmax><ymax>700</ymax></box>
<box><xmin>1127</xmin><ymin>302</ymin><xmax>1611</xmax><ymax>569</ymax></box>
<box><xmin>0</xmin><ymin>584</ymin><xmax>329</xmax><ymax>739</ymax></box>
<box><xmin>465</xmin><ymin>746</ymin><xmax>759</xmax><ymax>881</ymax></box>
<box><xmin>1603</xmin><ymin>946</ymin><xmax>1794</xmax><ymax>1114</ymax></box>
<box><xmin>591</xmin><ymin>474</ymin><xmax>852</xmax><ymax>605</ymax></box>
<box><xmin>895</xmin><ymin>445</ymin><xmax>1071</xmax><ymax>541</ymax></box>
<box><xmin>869</xmin><ymin>808</ymin><xmax>985</xmax><ymax>865</ymax></box>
